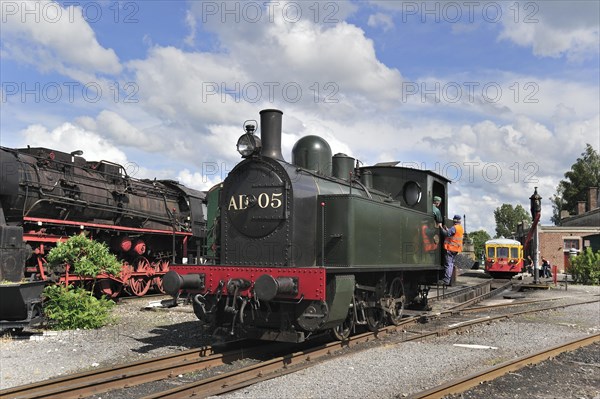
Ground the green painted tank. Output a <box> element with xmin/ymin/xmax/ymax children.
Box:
<box><xmin>292</xmin><ymin>135</ymin><xmax>332</xmax><ymax>176</ymax></box>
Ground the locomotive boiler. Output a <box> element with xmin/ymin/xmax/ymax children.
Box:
<box><xmin>0</xmin><ymin>146</ymin><xmax>206</xmax><ymax>299</ymax></box>
<box><xmin>165</xmin><ymin>109</ymin><xmax>450</xmax><ymax>342</ymax></box>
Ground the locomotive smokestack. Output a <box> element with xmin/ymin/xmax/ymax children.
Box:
<box><xmin>260</xmin><ymin>109</ymin><xmax>285</xmax><ymax>161</ymax></box>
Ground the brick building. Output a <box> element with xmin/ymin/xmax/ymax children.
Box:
<box><xmin>538</xmin><ymin>187</ymin><xmax>600</xmax><ymax>272</ymax></box>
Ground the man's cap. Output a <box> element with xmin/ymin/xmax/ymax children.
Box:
<box><xmin>433</xmin><ymin>196</ymin><xmax>442</xmax><ymax>202</ymax></box>
<box><xmin>453</xmin><ymin>215</ymin><xmax>462</xmax><ymax>221</ymax></box>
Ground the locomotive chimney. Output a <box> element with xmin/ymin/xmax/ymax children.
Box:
<box><xmin>260</xmin><ymin>109</ymin><xmax>285</xmax><ymax>161</ymax></box>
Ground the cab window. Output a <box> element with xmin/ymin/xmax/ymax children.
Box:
<box><xmin>487</xmin><ymin>247</ymin><xmax>495</xmax><ymax>258</ymax></box>
<box><xmin>497</xmin><ymin>247</ymin><xmax>509</xmax><ymax>258</ymax></box>
<box><xmin>510</xmin><ymin>247</ymin><xmax>519</xmax><ymax>259</ymax></box>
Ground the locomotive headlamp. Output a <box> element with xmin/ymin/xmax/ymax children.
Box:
<box><xmin>237</xmin><ymin>134</ymin><xmax>262</xmax><ymax>158</ymax></box>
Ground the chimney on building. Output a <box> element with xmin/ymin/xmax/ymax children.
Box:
<box><xmin>560</xmin><ymin>210</ymin><xmax>570</xmax><ymax>219</ymax></box>
<box><xmin>577</xmin><ymin>201</ymin><xmax>586</xmax><ymax>215</ymax></box>
<box><xmin>588</xmin><ymin>187</ymin><xmax>598</xmax><ymax>210</ymax></box>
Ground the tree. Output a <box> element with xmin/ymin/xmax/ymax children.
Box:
<box><xmin>551</xmin><ymin>144</ymin><xmax>600</xmax><ymax>225</ymax></box>
<box><xmin>493</xmin><ymin>204</ymin><xmax>532</xmax><ymax>239</ymax></box>
<box><xmin>468</xmin><ymin>230</ymin><xmax>492</xmax><ymax>259</ymax></box>
<box><xmin>570</xmin><ymin>247</ymin><xmax>600</xmax><ymax>285</ymax></box>
<box><xmin>46</xmin><ymin>234</ymin><xmax>121</xmax><ymax>286</ymax></box>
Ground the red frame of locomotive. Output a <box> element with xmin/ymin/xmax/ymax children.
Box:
<box><xmin>23</xmin><ymin>216</ymin><xmax>192</xmax><ymax>297</ymax></box>
<box><xmin>170</xmin><ymin>264</ymin><xmax>327</xmax><ymax>301</ymax></box>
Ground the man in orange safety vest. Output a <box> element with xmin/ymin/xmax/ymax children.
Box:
<box><xmin>439</xmin><ymin>214</ymin><xmax>463</xmax><ymax>285</ymax></box>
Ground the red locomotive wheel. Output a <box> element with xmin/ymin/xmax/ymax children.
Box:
<box><xmin>127</xmin><ymin>276</ymin><xmax>151</xmax><ymax>296</ymax></box>
<box><xmin>152</xmin><ymin>260</ymin><xmax>169</xmax><ymax>294</ymax></box>
<box><xmin>97</xmin><ymin>278</ymin><xmax>124</xmax><ymax>298</ymax></box>
<box><xmin>134</xmin><ymin>256</ymin><xmax>152</xmax><ymax>273</ymax></box>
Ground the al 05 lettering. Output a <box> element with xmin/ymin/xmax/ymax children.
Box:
<box><xmin>228</xmin><ymin>192</ymin><xmax>283</xmax><ymax>211</ymax></box>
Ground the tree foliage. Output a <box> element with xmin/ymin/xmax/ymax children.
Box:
<box><xmin>468</xmin><ymin>230</ymin><xmax>492</xmax><ymax>258</ymax></box>
<box><xmin>569</xmin><ymin>247</ymin><xmax>600</xmax><ymax>285</ymax></box>
<box><xmin>493</xmin><ymin>204</ymin><xmax>532</xmax><ymax>239</ymax></box>
<box><xmin>551</xmin><ymin>144</ymin><xmax>600</xmax><ymax>225</ymax></box>
<box><xmin>47</xmin><ymin>234</ymin><xmax>121</xmax><ymax>278</ymax></box>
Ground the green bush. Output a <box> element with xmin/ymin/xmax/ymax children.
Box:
<box><xmin>44</xmin><ymin>235</ymin><xmax>121</xmax><ymax>329</ymax></box>
<box><xmin>570</xmin><ymin>247</ymin><xmax>600</xmax><ymax>285</ymax></box>
<box><xmin>43</xmin><ymin>285</ymin><xmax>115</xmax><ymax>329</ymax></box>
<box><xmin>47</xmin><ymin>234</ymin><xmax>122</xmax><ymax>277</ymax></box>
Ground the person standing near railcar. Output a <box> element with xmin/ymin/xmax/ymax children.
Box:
<box><xmin>541</xmin><ymin>257</ymin><xmax>552</xmax><ymax>278</ymax></box>
<box><xmin>439</xmin><ymin>215</ymin><xmax>464</xmax><ymax>285</ymax></box>
<box><xmin>432</xmin><ymin>196</ymin><xmax>444</xmax><ymax>229</ymax></box>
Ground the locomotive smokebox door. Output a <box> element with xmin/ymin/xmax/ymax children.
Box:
<box><xmin>224</xmin><ymin>162</ymin><xmax>287</xmax><ymax>239</ymax></box>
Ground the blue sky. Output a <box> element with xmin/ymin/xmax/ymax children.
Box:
<box><xmin>1</xmin><ymin>0</ymin><xmax>599</xmax><ymax>235</ymax></box>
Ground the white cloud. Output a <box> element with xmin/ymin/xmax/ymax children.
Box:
<box><xmin>75</xmin><ymin>110</ymin><xmax>165</xmax><ymax>152</ymax></box>
<box><xmin>498</xmin><ymin>1</ymin><xmax>599</xmax><ymax>60</ymax></box>
<box><xmin>177</xmin><ymin>169</ymin><xmax>222</xmax><ymax>192</ymax></box>
<box><xmin>184</xmin><ymin>9</ymin><xmax>197</xmax><ymax>47</ymax></box>
<box><xmin>19</xmin><ymin>122</ymin><xmax>127</xmax><ymax>165</ymax></box>
<box><xmin>367</xmin><ymin>1</ymin><xmax>599</xmax><ymax>60</ymax></box>
<box><xmin>367</xmin><ymin>13</ymin><xmax>394</xmax><ymax>31</ymax></box>
<box><xmin>184</xmin><ymin>2</ymin><xmax>403</xmax><ymax>108</ymax></box>
<box><xmin>1</xmin><ymin>0</ymin><xmax>121</xmax><ymax>81</ymax></box>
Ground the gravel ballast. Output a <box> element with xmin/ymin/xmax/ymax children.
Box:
<box><xmin>1</xmin><ymin>283</ymin><xmax>599</xmax><ymax>398</ymax></box>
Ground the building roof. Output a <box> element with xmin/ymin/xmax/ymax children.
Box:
<box><xmin>560</xmin><ymin>207</ymin><xmax>600</xmax><ymax>227</ymax></box>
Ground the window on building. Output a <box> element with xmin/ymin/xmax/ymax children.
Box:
<box><xmin>564</xmin><ymin>239</ymin><xmax>580</xmax><ymax>250</ymax></box>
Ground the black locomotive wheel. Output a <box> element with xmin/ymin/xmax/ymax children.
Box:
<box><xmin>366</xmin><ymin>305</ymin><xmax>385</xmax><ymax>331</ymax></box>
<box><xmin>387</xmin><ymin>277</ymin><xmax>405</xmax><ymax>326</ymax></box>
<box><xmin>331</xmin><ymin>310</ymin><xmax>354</xmax><ymax>340</ymax></box>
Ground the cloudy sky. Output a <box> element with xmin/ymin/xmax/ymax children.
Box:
<box><xmin>1</xmin><ymin>0</ymin><xmax>599</xmax><ymax>235</ymax></box>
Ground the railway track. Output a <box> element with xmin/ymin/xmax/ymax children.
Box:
<box><xmin>409</xmin><ymin>333</ymin><xmax>600</xmax><ymax>399</ymax></box>
<box><xmin>146</xmin><ymin>294</ymin><xmax>599</xmax><ymax>398</ymax></box>
<box><xmin>0</xmin><ymin>341</ymin><xmax>288</xmax><ymax>399</ymax></box>
<box><xmin>3</xmin><ymin>280</ymin><xmax>597</xmax><ymax>399</ymax></box>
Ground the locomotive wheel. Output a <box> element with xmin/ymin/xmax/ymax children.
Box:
<box><xmin>387</xmin><ymin>277</ymin><xmax>405</xmax><ymax>326</ymax></box>
<box><xmin>127</xmin><ymin>276</ymin><xmax>151</xmax><ymax>296</ymax></box>
<box><xmin>126</xmin><ymin>257</ymin><xmax>152</xmax><ymax>296</ymax></box>
<box><xmin>152</xmin><ymin>260</ymin><xmax>169</xmax><ymax>294</ymax></box>
<box><xmin>366</xmin><ymin>305</ymin><xmax>385</xmax><ymax>331</ymax></box>
<box><xmin>134</xmin><ymin>256</ymin><xmax>152</xmax><ymax>273</ymax></box>
<box><xmin>331</xmin><ymin>309</ymin><xmax>354</xmax><ymax>340</ymax></box>
<box><xmin>96</xmin><ymin>278</ymin><xmax>124</xmax><ymax>298</ymax></box>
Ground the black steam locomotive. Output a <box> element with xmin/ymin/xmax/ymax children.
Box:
<box><xmin>165</xmin><ymin>109</ymin><xmax>449</xmax><ymax>342</ymax></box>
<box><xmin>0</xmin><ymin>145</ymin><xmax>206</xmax><ymax>329</ymax></box>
